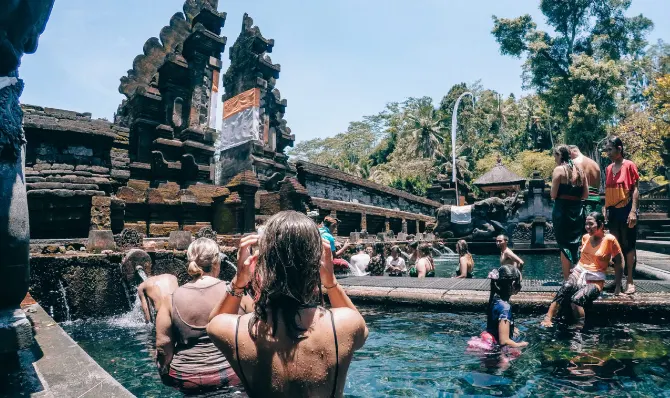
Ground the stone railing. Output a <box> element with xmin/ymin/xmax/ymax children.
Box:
<box><xmin>641</xmin><ymin>183</ymin><xmax>668</xmax><ymax>199</ymax></box>
<box><xmin>639</xmin><ymin>198</ymin><xmax>669</xmax><ymax>217</ymax></box>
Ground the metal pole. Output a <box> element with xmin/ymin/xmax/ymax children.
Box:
<box><xmin>451</xmin><ymin>92</ymin><xmax>474</xmax><ymax>205</ymax></box>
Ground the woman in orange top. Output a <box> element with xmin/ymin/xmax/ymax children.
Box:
<box><xmin>541</xmin><ymin>212</ymin><xmax>624</xmax><ymax>328</ymax></box>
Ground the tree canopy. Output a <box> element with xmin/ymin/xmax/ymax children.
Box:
<box><xmin>287</xmin><ymin>1</ymin><xmax>668</xmax><ymax>198</ymax></box>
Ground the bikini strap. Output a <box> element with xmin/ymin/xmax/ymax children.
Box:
<box><xmin>235</xmin><ymin>315</ymin><xmax>251</xmax><ymax>395</ymax></box>
<box><xmin>329</xmin><ymin>309</ymin><xmax>339</xmax><ymax>398</ymax></box>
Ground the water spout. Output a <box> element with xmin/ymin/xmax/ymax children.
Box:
<box><xmin>119</xmin><ymin>265</ymin><xmax>134</xmax><ymax>311</ymax></box>
<box><xmin>136</xmin><ymin>268</ymin><xmax>148</xmax><ymax>282</ymax></box>
<box><xmin>220</xmin><ymin>253</ymin><xmax>237</xmax><ymax>272</ymax></box>
<box><xmin>432</xmin><ymin>248</ymin><xmax>444</xmax><ymax>257</ymax></box>
<box><xmin>57</xmin><ymin>279</ymin><xmax>71</xmax><ymax>322</ymax></box>
<box><xmin>442</xmin><ymin>247</ymin><xmax>456</xmax><ymax>255</ymax></box>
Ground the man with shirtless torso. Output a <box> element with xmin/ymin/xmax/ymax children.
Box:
<box><xmin>137</xmin><ymin>270</ymin><xmax>179</xmax><ymax>324</ymax></box>
<box><xmin>569</xmin><ymin>145</ymin><xmax>602</xmax><ymax>215</ymax></box>
<box><xmin>496</xmin><ymin>235</ymin><xmax>524</xmax><ymax>272</ymax></box>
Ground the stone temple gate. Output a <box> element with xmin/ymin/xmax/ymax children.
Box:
<box><xmin>20</xmin><ymin>0</ymin><xmax>439</xmax><ymax>240</ymax></box>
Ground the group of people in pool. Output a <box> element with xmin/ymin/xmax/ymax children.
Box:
<box><xmin>135</xmin><ymin>210</ymin><xmax>369</xmax><ymax>396</ymax></box>
<box><xmin>319</xmin><ymin>216</ymin><xmax>440</xmax><ymax>278</ymax></box>
<box><xmin>132</xmin><ymin>135</ymin><xmax>639</xmax><ymax>396</ymax></box>
<box><xmin>472</xmin><ymin>136</ymin><xmax>639</xmax><ymax>356</ymax></box>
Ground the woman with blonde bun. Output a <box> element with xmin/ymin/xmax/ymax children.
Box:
<box><xmin>155</xmin><ymin>238</ymin><xmax>243</xmax><ymax>394</ymax></box>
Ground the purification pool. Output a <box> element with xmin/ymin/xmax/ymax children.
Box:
<box><xmin>63</xmin><ymin>302</ymin><xmax>670</xmax><ymax>397</ymax></box>
<box><xmin>433</xmin><ymin>254</ymin><xmax>562</xmax><ymax>279</ymax></box>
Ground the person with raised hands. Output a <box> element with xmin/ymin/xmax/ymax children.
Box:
<box><xmin>207</xmin><ymin>210</ymin><xmax>368</xmax><ymax>398</ymax></box>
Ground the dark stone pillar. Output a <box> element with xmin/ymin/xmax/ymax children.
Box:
<box><xmin>0</xmin><ymin>0</ymin><xmax>54</xmax><ymax>314</ymax></box>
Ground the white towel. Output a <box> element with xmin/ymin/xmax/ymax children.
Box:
<box><xmin>451</xmin><ymin>205</ymin><xmax>472</xmax><ymax>224</ymax></box>
<box><xmin>0</xmin><ymin>77</ymin><xmax>18</xmax><ymax>91</ymax></box>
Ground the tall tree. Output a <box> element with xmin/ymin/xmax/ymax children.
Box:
<box><xmin>405</xmin><ymin>104</ymin><xmax>445</xmax><ymax>159</ymax></box>
<box><xmin>492</xmin><ymin>0</ymin><xmax>653</xmax><ymax>153</ymax></box>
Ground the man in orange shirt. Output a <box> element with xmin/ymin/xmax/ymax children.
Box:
<box><xmin>603</xmin><ymin>136</ymin><xmax>640</xmax><ymax>295</ymax></box>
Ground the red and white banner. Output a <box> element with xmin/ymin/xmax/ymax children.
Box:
<box><xmin>218</xmin><ymin>88</ymin><xmax>261</xmax><ymax>151</ymax></box>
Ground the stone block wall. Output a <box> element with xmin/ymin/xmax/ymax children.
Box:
<box><xmin>296</xmin><ymin>161</ymin><xmax>440</xmax><ymax>218</ymax></box>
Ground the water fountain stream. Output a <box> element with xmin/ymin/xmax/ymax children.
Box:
<box><xmin>57</xmin><ymin>279</ymin><xmax>71</xmax><ymax>322</ymax></box>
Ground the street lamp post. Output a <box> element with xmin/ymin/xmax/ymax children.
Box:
<box><xmin>451</xmin><ymin>92</ymin><xmax>475</xmax><ymax>205</ymax></box>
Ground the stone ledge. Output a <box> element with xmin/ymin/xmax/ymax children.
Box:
<box><xmin>4</xmin><ymin>304</ymin><xmax>134</xmax><ymax>397</ymax></box>
<box><xmin>0</xmin><ymin>308</ymin><xmax>33</xmax><ymax>354</ymax></box>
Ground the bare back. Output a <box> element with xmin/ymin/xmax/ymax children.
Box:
<box><xmin>210</xmin><ymin>307</ymin><xmax>365</xmax><ymax>398</ymax></box>
<box><xmin>574</xmin><ymin>155</ymin><xmax>601</xmax><ymax>191</ymax></box>
<box><xmin>139</xmin><ymin>274</ymin><xmax>178</xmax><ymax>313</ymax></box>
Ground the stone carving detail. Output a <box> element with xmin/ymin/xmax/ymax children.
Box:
<box><xmin>434</xmin><ymin>196</ymin><xmax>523</xmax><ymax>240</ymax></box>
<box><xmin>115</xmin><ymin>228</ymin><xmax>144</xmax><ymax>249</ymax></box>
<box><xmin>195</xmin><ymin>226</ymin><xmax>217</xmax><ymax>240</ymax></box>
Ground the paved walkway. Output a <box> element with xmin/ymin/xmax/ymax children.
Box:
<box><xmin>638</xmin><ymin>249</ymin><xmax>670</xmax><ymax>274</ymax></box>
<box><xmin>338</xmin><ymin>275</ymin><xmax>670</xmax><ymax>293</ymax></box>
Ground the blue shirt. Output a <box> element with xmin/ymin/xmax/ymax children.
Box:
<box><xmin>486</xmin><ymin>296</ymin><xmax>513</xmax><ymax>342</ymax></box>
<box><xmin>319</xmin><ymin>226</ymin><xmax>336</xmax><ymax>252</ymax></box>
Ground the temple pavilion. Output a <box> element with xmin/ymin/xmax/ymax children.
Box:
<box><xmin>473</xmin><ymin>156</ymin><xmax>527</xmax><ymax>198</ymax></box>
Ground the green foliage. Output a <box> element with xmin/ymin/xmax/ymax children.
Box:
<box><xmin>492</xmin><ymin>0</ymin><xmax>653</xmax><ymax>152</ymax></box>
<box><xmin>389</xmin><ymin>176</ymin><xmax>431</xmax><ymax>197</ymax></box>
<box><xmin>288</xmin><ymin>1</ymin><xmax>666</xmax><ymax>198</ymax></box>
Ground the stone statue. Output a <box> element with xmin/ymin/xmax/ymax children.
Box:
<box><xmin>0</xmin><ymin>0</ymin><xmax>54</xmax><ymax>310</ymax></box>
<box><xmin>434</xmin><ymin>196</ymin><xmax>523</xmax><ymax>241</ymax></box>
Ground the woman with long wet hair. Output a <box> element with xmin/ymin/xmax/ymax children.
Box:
<box><xmin>455</xmin><ymin>239</ymin><xmax>474</xmax><ymax>278</ymax></box>
<box><xmin>207</xmin><ymin>210</ymin><xmax>368</xmax><ymax>397</ymax></box>
<box><xmin>551</xmin><ymin>144</ymin><xmax>589</xmax><ymax>280</ymax></box>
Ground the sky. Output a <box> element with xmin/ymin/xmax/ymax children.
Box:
<box><xmin>18</xmin><ymin>0</ymin><xmax>670</xmax><ymax>144</ymax></box>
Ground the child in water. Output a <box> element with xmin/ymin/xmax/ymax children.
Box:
<box><xmin>467</xmin><ymin>265</ymin><xmax>528</xmax><ymax>367</ymax></box>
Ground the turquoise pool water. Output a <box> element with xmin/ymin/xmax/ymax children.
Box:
<box><xmin>433</xmin><ymin>254</ymin><xmax>562</xmax><ymax>279</ymax></box>
<box><xmin>63</xmin><ymin>303</ymin><xmax>670</xmax><ymax>397</ymax></box>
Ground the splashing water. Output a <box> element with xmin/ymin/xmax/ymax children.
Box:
<box><xmin>104</xmin><ymin>296</ymin><xmax>146</xmax><ymax>329</ymax></box>
<box><xmin>57</xmin><ymin>279</ymin><xmax>71</xmax><ymax>323</ymax></box>
<box><xmin>119</xmin><ymin>265</ymin><xmax>134</xmax><ymax>311</ymax></box>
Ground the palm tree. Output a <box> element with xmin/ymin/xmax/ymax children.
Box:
<box><xmin>406</xmin><ymin>105</ymin><xmax>445</xmax><ymax>160</ymax></box>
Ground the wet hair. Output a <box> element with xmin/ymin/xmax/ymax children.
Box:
<box><xmin>606</xmin><ymin>136</ymin><xmax>625</xmax><ymax>157</ymax></box>
<box><xmin>409</xmin><ymin>241</ymin><xmax>419</xmax><ymax>250</ymax></box>
<box><xmin>487</xmin><ymin>265</ymin><xmax>522</xmax><ymax>339</ymax></box>
<box><xmin>567</xmin><ymin>145</ymin><xmax>578</xmax><ymax>151</ymax></box>
<box><xmin>322</xmin><ymin>216</ymin><xmax>337</xmax><ymax>228</ymax></box>
<box><xmin>252</xmin><ymin>210</ymin><xmax>323</xmax><ymax>339</ymax></box>
<box><xmin>496</xmin><ymin>234</ymin><xmax>509</xmax><ymax>242</ymax></box>
<box><xmin>355</xmin><ymin>244</ymin><xmax>365</xmax><ymax>252</ymax></box>
<box><xmin>456</xmin><ymin>239</ymin><xmax>469</xmax><ymax>255</ymax></box>
<box><xmin>418</xmin><ymin>243</ymin><xmax>432</xmax><ymax>257</ymax></box>
<box><xmin>373</xmin><ymin>242</ymin><xmax>385</xmax><ymax>255</ymax></box>
<box><xmin>390</xmin><ymin>245</ymin><xmax>401</xmax><ymax>254</ymax></box>
<box><xmin>187</xmin><ymin>238</ymin><xmax>220</xmax><ymax>278</ymax></box>
<box><xmin>553</xmin><ymin>144</ymin><xmax>583</xmax><ymax>186</ymax></box>
<box><xmin>586</xmin><ymin>211</ymin><xmax>606</xmax><ymax>229</ymax></box>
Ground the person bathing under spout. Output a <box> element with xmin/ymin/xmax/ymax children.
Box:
<box><xmin>541</xmin><ymin>212</ymin><xmax>624</xmax><ymax>328</ymax></box>
<box><xmin>136</xmin><ymin>270</ymin><xmax>178</xmax><ymax>324</ymax></box>
<box><xmin>496</xmin><ymin>235</ymin><xmax>524</xmax><ymax>272</ymax></box>
<box><xmin>207</xmin><ymin>210</ymin><xmax>368</xmax><ymax>398</ymax></box>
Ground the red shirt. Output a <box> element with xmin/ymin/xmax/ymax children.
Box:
<box><xmin>605</xmin><ymin>159</ymin><xmax>639</xmax><ymax>208</ymax></box>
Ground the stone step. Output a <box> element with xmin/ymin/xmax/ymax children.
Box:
<box><xmin>638</xmin><ymin>240</ymin><xmax>670</xmax><ymax>255</ymax></box>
